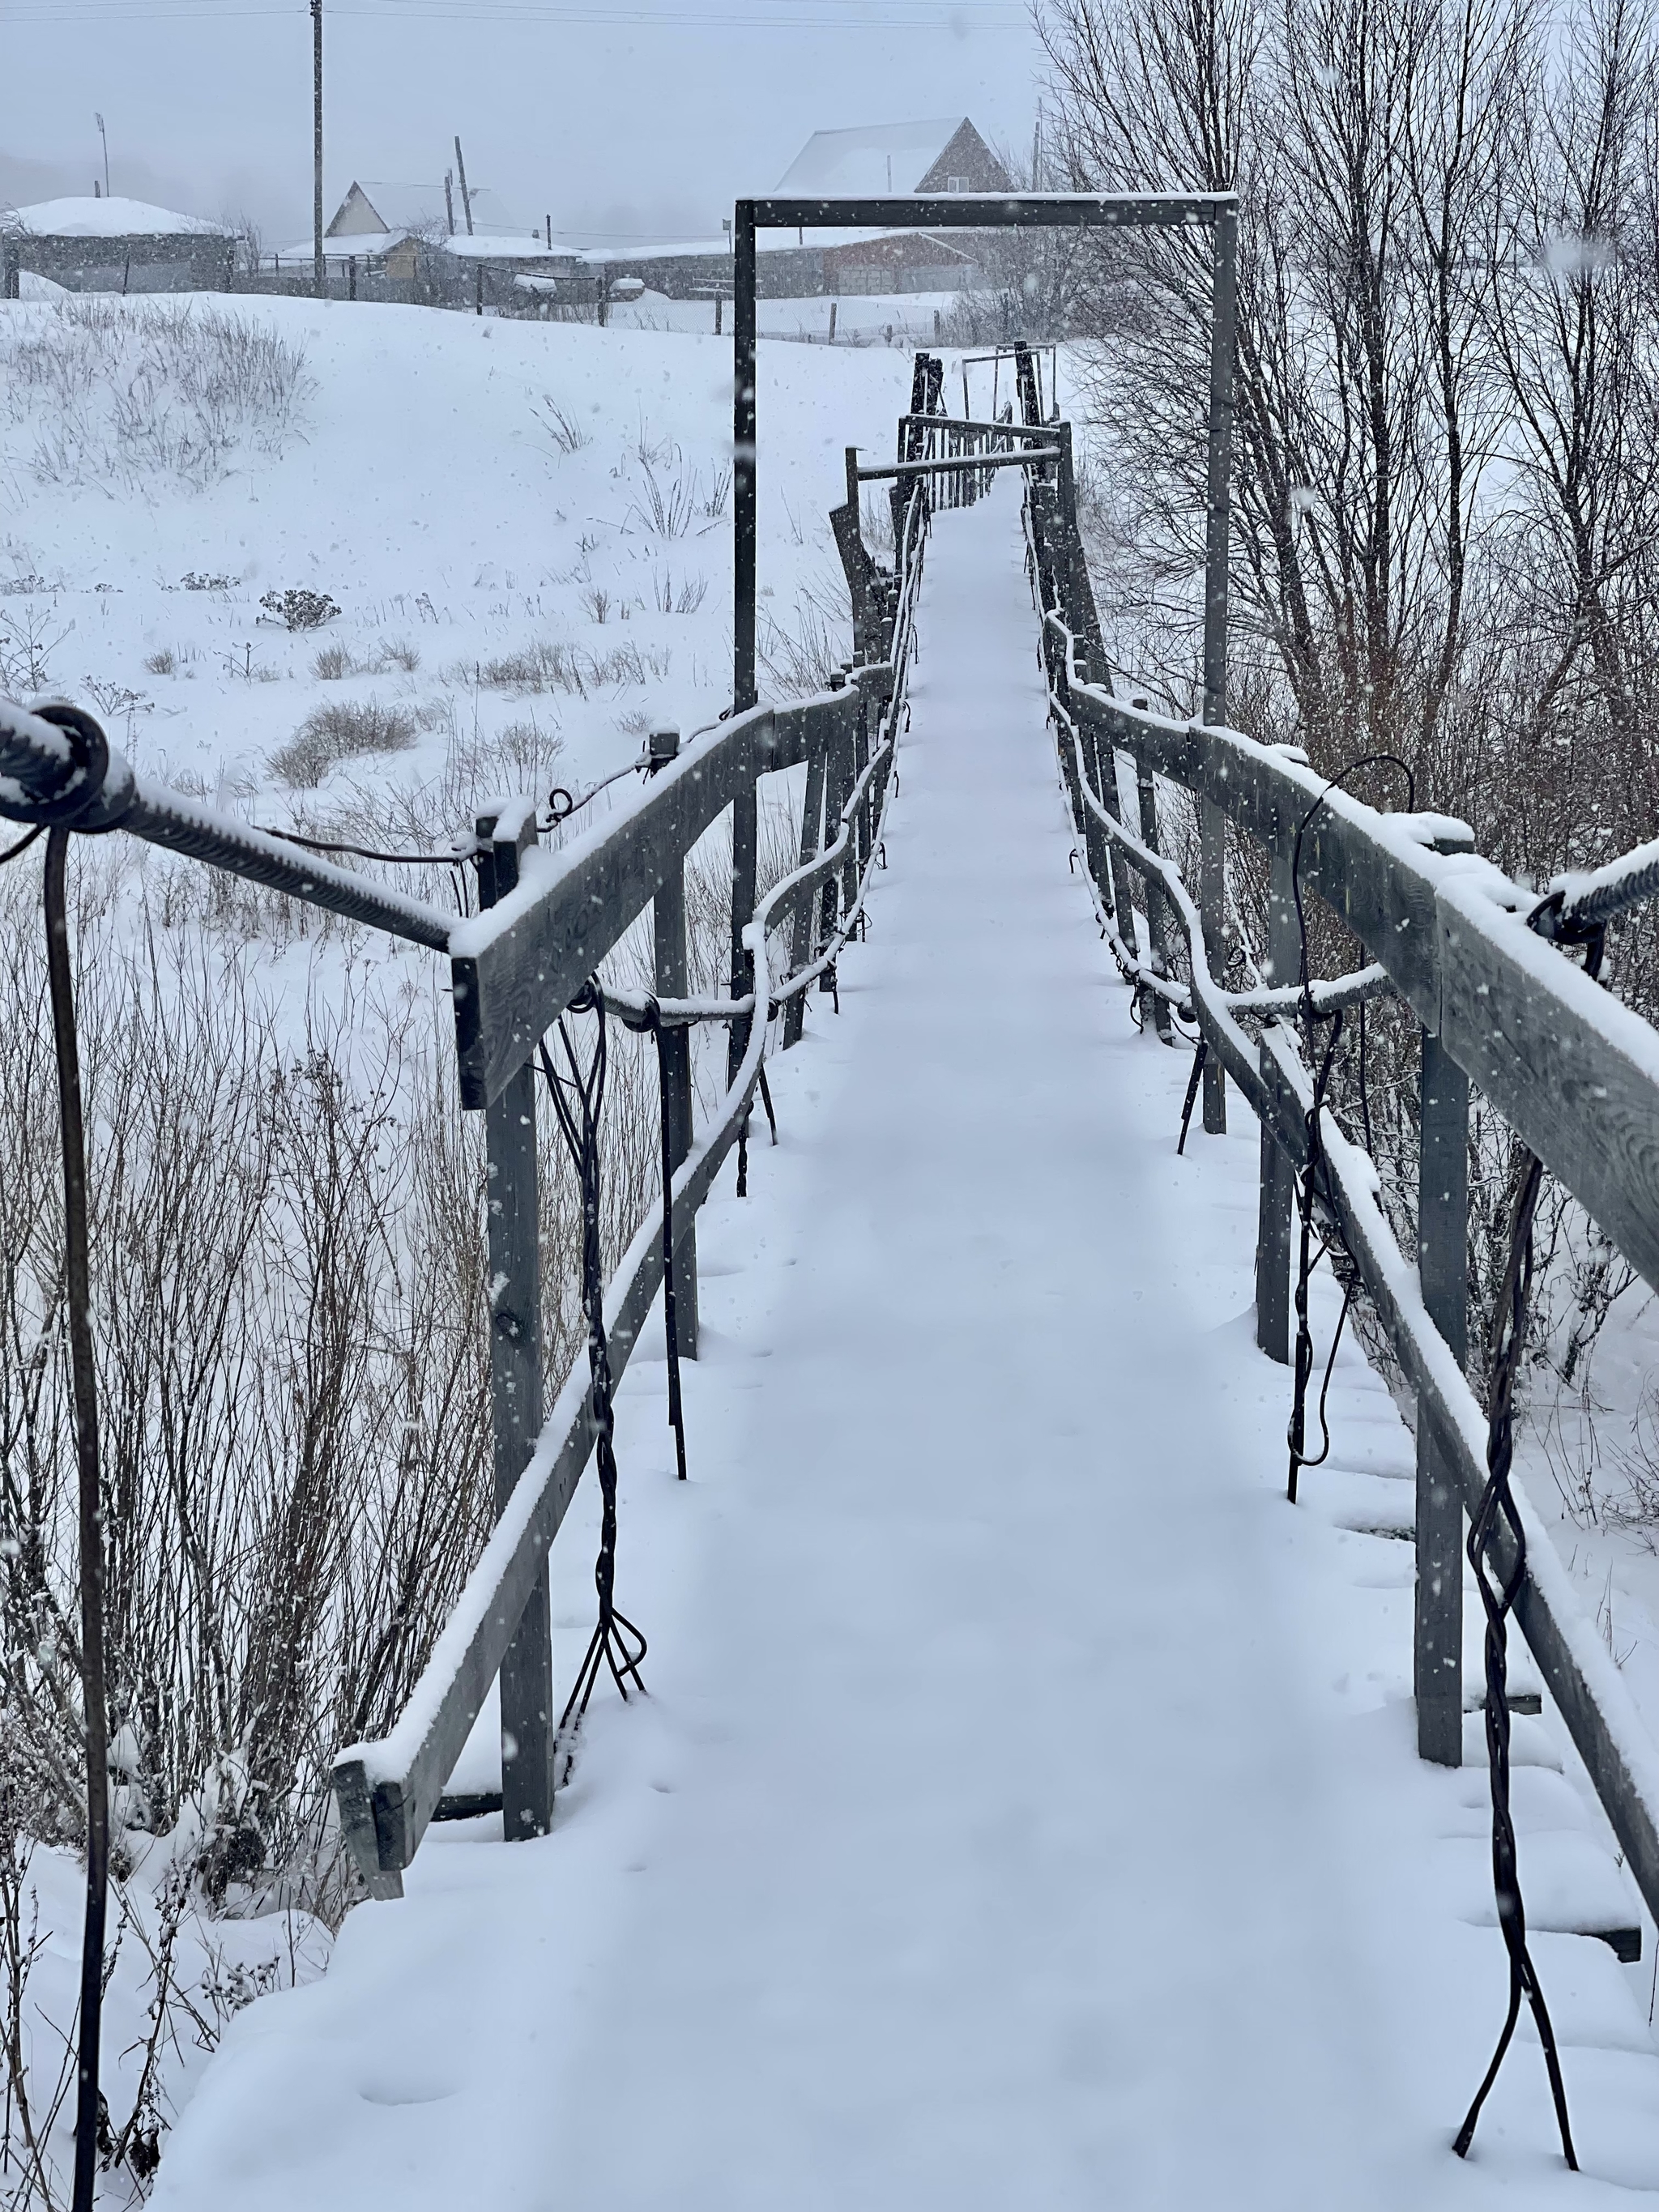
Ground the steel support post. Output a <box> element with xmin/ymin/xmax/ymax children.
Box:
<box><xmin>1255</xmin><ymin>842</ymin><xmax>1298</xmax><ymax>1362</ymax></box>
<box><xmin>1416</xmin><ymin>1030</ymin><xmax>1469</xmax><ymax>1764</ymax></box>
<box><xmin>654</xmin><ymin>856</ymin><xmax>699</xmax><ymax>1357</ymax></box>
<box><xmin>1199</xmin><ymin>204</ymin><xmax>1238</xmax><ymax>1136</ymax></box>
<box><xmin>732</xmin><ymin>201</ymin><xmax>757</xmax><ymax>715</ymax></box>
<box><xmin>476</xmin><ymin>803</ymin><xmax>552</xmax><ymax>1838</ymax></box>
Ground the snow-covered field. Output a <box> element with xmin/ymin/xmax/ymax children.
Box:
<box><xmin>0</xmin><ymin>295</ymin><xmax>915</xmax><ymax>812</ymax></box>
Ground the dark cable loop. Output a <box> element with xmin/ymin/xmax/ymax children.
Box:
<box><xmin>1452</xmin><ymin>922</ymin><xmax>1603</xmax><ymax>2172</ymax></box>
<box><xmin>0</xmin><ymin>703</ymin><xmax>111</xmax><ymax>829</ymax></box>
<box><xmin>535</xmin><ymin>987</ymin><xmax>647</xmax><ymax>1777</ymax></box>
<box><xmin>1284</xmin><ymin>755</ymin><xmax>1413</xmax><ymax>1504</ymax></box>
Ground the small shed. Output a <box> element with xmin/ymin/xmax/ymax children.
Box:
<box><xmin>0</xmin><ymin>197</ymin><xmax>235</xmax><ymax>297</ymax></box>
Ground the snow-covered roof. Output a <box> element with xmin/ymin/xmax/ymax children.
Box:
<box><xmin>442</xmin><ymin>232</ymin><xmax>559</xmax><ymax>259</ymax></box>
<box><xmin>774</xmin><ymin>120</ymin><xmax>970</xmax><ymax>198</ymax></box>
<box><xmin>273</xmin><ymin>231</ymin><xmax>411</xmax><ymax>262</ymax></box>
<box><xmin>330</xmin><ymin>181</ymin><xmax>535</xmax><ymax>241</ymax></box>
<box><xmin>2</xmin><ymin>194</ymin><xmax>228</xmax><ymax>239</ymax></box>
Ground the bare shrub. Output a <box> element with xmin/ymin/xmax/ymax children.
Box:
<box><xmin>0</xmin><ymin>297</ymin><xmax>311</xmax><ymax>492</ymax></box>
<box><xmin>311</xmin><ymin>641</ymin><xmax>357</xmax><ymax>680</ymax></box>
<box><xmin>377</xmin><ymin>637</ymin><xmax>420</xmax><ymax>673</ymax></box>
<box><xmin>271</xmin><ymin>698</ymin><xmax>424</xmax><ymax>786</ymax></box>
<box><xmin>535</xmin><ymin>396</ymin><xmax>591</xmax><ymax>453</ymax></box>
<box><xmin>143</xmin><ymin>647</ymin><xmax>178</xmax><ymax>677</ymax></box>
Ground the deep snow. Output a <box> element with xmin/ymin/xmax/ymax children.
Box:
<box><xmin>144</xmin><ymin>488</ymin><xmax>1659</xmax><ymax>2208</ymax></box>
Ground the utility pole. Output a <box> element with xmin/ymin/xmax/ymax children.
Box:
<box><xmin>95</xmin><ymin>113</ymin><xmax>109</xmax><ymax>197</ymax></box>
<box><xmin>454</xmin><ymin>136</ymin><xmax>474</xmax><ymax>234</ymax></box>
<box><xmin>312</xmin><ymin>0</ymin><xmax>324</xmax><ymax>297</ymax></box>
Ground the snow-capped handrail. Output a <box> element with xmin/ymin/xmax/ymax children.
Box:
<box><xmin>1030</xmin><ymin>488</ymin><xmax>1659</xmax><ymax>1937</ymax></box>
<box><xmin>331</xmin><ymin>503</ymin><xmax>924</xmax><ymax>1894</ymax></box>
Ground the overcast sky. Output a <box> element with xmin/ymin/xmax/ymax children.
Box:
<box><xmin>1</xmin><ymin>0</ymin><xmax>1044</xmax><ymax>245</ymax></box>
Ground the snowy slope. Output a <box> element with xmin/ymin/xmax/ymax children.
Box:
<box><xmin>1</xmin><ymin>296</ymin><xmax>913</xmax><ymax>816</ymax></box>
<box><xmin>145</xmin><ymin>488</ymin><xmax>1659</xmax><ymax>2209</ymax></box>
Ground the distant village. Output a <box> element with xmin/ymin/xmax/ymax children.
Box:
<box><xmin>0</xmin><ymin>117</ymin><xmax>1013</xmax><ymax>321</ymax></box>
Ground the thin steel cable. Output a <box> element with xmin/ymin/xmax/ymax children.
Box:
<box><xmin>44</xmin><ymin>828</ymin><xmax>109</xmax><ymax>2212</ymax></box>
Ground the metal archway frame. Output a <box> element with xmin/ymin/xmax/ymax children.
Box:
<box><xmin>731</xmin><ymin>190</ymin><xmax>1239</xmax><ymax>720</ymax></box>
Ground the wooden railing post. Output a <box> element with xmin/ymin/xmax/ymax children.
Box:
<box><xmin>1416</xmin><ymin>1029</ymin><xmax>1468</xmax><ymax>1763</ymax></box>
<box><xmin>783</xmin><ymin>740</ymin><xmax>827</xmax><ymax>1051</ymax></box>
<box><xmin>651</xmin><ymin>732</ymin><xmax>699</xmax><ymax>1357</ymax></box>
<box><xmin>1134</xmin><ymin>758</ymin><xmax>1175</xmax><ymax>1043</ymax></box>
<box><xmin>1255</xmin><ymin>842</ymin><xmax>1298</xmax><ymax>1362</ymax></box>
<box><xmin>1199</xmin><ymin>801</ymin><xmax>1229</xmax><ymax>1132</ymax></box>
<box><xmin>476</xmin><ymin>800</ymin><xmax>552</xmax><ymax>1839</ymax></box>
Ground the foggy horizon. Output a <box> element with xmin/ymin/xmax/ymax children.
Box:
<box><xmin>2</xmin><ymin>0</ymin><xmax>1043</xmax><ymax>247</ymax></box>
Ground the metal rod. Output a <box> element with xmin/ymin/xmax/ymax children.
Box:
<box><xmin>856</xmin><ymin>448</ymin><xmax>1059</xmax><ymax>483</ymax></box>
<box><xmin>733</xmin><ymin>200</ymin><xmax>757</xmax><ymax>714</ymax></box>
<box><xmin>1199</xmin><ymin>205</ymin><xmax>1239</xmax><ymax>1136</ymax></box>
<box><xmin>748</xmin><ymin>193</ymin><xmax>1235</xmax><ymax>232</ymax></box>
<box><xmin>0</xmin><ymin>702</ymin><xmax>454</xmax><ymax>951</ymax></box>
<box><xmin>897</xmin><ymin>414</ymin><xmax>1053</xmax><ymax>441</ymax></box>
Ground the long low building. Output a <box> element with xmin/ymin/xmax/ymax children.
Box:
<box><xmin>0</xmin><ymin>196</ymin><xmax>235</xmax><ymax>296</ymax></box>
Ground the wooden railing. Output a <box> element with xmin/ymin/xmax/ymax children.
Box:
<box><xmin>1023</xmin><ymin>423</ymin><xmax>1659</xmax><ymax>1944</ymax></box>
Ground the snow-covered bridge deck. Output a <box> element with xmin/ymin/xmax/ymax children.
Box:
<box><xmin>147</xmin><ymin>493</ymin><xmax>1659</xmax><ymax>2207</ymax></box>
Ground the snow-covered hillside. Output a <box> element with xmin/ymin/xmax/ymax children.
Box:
<box><xmin>1</xmin><ymin>295</ymin><xmax>914</xmax><ymax>824</ymax></box>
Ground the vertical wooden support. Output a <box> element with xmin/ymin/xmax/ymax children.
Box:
<box><xmin>1416</xmin><ymin>1030</ymin><xmax>1468</xmax><ymax>1764</ymax></box>
<box><xmin>1199</xmin><ymin>801</ymin><xmax>1228</xmax><ymax>1132</ymax></box>
<box><xmin>783</xmin><ymin>745</ymin><xmax>825</xmax><ymax>1050</ymax></box>
<box><xmin>1255</xmin><ymin>842</ymin><xmax>1298</xmax><ymax>1362</ymax></box>
<box><xmin>652</xmin><ymin>801</ymin><xmax>699</xmax><ymax>1362</ymax></box>
<box><xmin>1098</xmin><ymin>748</ymin><xmax>1141</xmax><ymax>972</ymax></box>
<box><xmin>1134</xmin><ymin>760</ymin><xmax>1175</xmax><ymax>1043</ymax></box>
<box><xmin>1201</xmin><ymin>204</ymin><xmax>1238</xmax><ymax>1137</ymax></box>
<box><xmin>819</xmin><ymin>710</ymin><xmax>853</xmax><ymax>990</ymax></box>
<box><xmin>727</xmin><ymin>784</ymin><xmax>757</xmax><ymax>1089</ymax></box>
<box><xmin>731</xmin><ymin>200</ymin><xmax>757</xmax><ymax>715</ymax></box>
<box><xmin>476</xmin><ymin>801</ymin><xmax>552</xmax><ymax>1839</ymax></box>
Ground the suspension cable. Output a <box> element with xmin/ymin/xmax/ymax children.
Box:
<box><xmin>42</xmin><ymin>827</ymin><xmax>110</xmax><ymax>2212</ymax></box>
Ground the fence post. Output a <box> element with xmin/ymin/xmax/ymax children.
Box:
<box><xmin>1199</xmin><ymin>806</ymin><xmax>1229</xmax><ymax>1131</ymax></box>
<box><xmin>651</xmin><ymin>737</ymin><xmax>699</xmax><ymax>1357</ymax></box>
<box><xmin>1415</xmin><ymin>1030</ymin><xmax>1468</xmax><ymax>1764</ymax></box>
<box><xmin>1134</xmin><ymin>758</ymin><xmax>1175</xmax><ymax>1043</ymax></box>
<box><xmin>1255</xmin><ymin>842</ymin><xmax>1298</xmax><ymax>1362</ymax></box>
<box><xmin>476</xmin><ymin>801</ymin><xmax>553</xmax><ymax>1839</ymax></box>
<box><xmin>783</xmin><ymin>740</ymin><xmax>827</xmax><ymax>1050</ymax></box>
